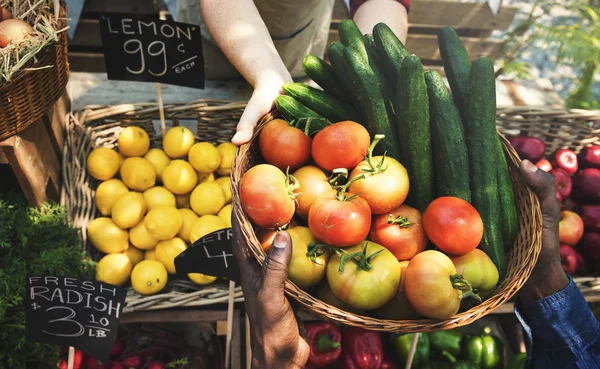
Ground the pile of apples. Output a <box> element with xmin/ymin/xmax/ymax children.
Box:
<box><xmin>508</xmin><ymin>137</ymin><xmax>599</xmax><ymax>275</ymax></box>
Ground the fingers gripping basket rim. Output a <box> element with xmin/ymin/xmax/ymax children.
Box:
<box><xmin>231</xmin><ymin>111</ymin><xmax>543</xmax><ymax>333</ymax></box>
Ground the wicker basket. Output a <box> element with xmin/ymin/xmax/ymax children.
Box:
<box><xmin>0</xmin><ymin>1</ymin><xmax>70</xmax><ymax>142</ymax></box>
<box><xmin>232</xmin><ymin>112</ymin><xmax>544</xmax><ymax>333</ymax></box>
<box><xmin>496</xmin><ymin>107</ymin><xmax>600</xmax><ymax>154</ymax></box>
<box><xmin>61</xmin><ymin>100</ymin><xmax>246</xmax><ymax>312</ymax></box>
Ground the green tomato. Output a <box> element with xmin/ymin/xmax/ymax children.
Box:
<box><xmin>287</xmin><ymin>227</ymin><xmax>329</xmax><ymax>290</ymax></box>
<box><xmin>327</xmin><ymin>241</ymin><xmax>400</xmax><ymax>310</ymax></box>
<box><xmin>450</xmin><ymin>249</ymin><xmax>499</xmax><ymax>295</ymax></box>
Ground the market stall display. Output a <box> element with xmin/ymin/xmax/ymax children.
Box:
<box><xmin>61</xmin><ymin>100</ymin><xmax>245</xmax><ymax>312</ymax></box>
<box><xmin>0</xmin><ymin>0</ymin><xmax>69</xmax><ymax>141</ymax></box>
<box><xmin>231</xmin><ymin>22</ymin><xmax>543</xmax><ymax>332</ymax></box>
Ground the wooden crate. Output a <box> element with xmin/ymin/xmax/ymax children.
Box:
<box><xmin>0</xmin><ymin>91</ymin><xmax>69</xmax><ymax>207</ymax></box>
<box><xmin>68</xmin><ymin>0</ymin><xmax>516</xmax><ymax>73</ymax></box>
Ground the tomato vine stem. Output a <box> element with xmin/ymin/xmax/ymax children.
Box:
<box><xmin>285</xmin><ymin>166</ymin><xmax>301</xmax><ymax>200</ymax></box>
<box><xmin>337</xmin><ymin>242</ymin><xmax>383</xmax><ymax>274</ymax></box>
<box><xmin>450</xmin><ymin>274</ymin><xmax>482</xmax><ymax>303</ymax></box>
<box><xmin>387</xmin><ymin>215</ymin><xmax>412</xmax><ymax>228</ymax></box>
<box><xmin>362</xmin><ymin>134</ymin><xmax>388</xmax><ymax>174</ymax></box>
<box><xmin>332</xmin><ymin>168</ymin><xmax>364</xmax><ymax>202</ymax></box>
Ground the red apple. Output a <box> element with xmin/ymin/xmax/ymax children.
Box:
<box><xmin>553</xmin><ymin>149</ymin><xmax>578</xmax><ymax>174</ymax></box>
<box><xmin>581</xmin><ymin>205</ymin><xmax>600</xmax><ymax>232</ymax></box>
<box><xmin>58</xmin><ymin>359</ymin><xmax>67</xmax><ymax>369</ymax></box>
<box><xmin>574</xmin><ymin>168</ymin><xmax>600</xmax><ymax>203</ymax></box>
<box><xmin>561</xmin><ymin>197</ymin><xmax>579</xmax><ymax>212</ymax></box>
<box><xmin>109</xmin><ymin>363</ymin><xmax>124</xmax><ymax>369</ymax></box>
<box><xmin>121</xmin><ymin>356</ymin><xmax>142</xmax><ymax>369</ymax></box>
<box><xmin>575</xmin><ymin>251</ymin><xmax>586</xmax><ymax>272</ymax></box>
<box><xmin>147</xmin><ymin>362</ymin><xmax>166</xmax><ymax>369</ymax></box>
<box><xmin>559</xmin><ymin>210</ymin><xmax>585</xmax><ymax>246</ymax></box>
<box><xmin>507</xmin><ymin>136</ymin><xmax>546</xmax><ymax>162</ymax></box>
<box><xmin>535</xmin><ymin>159</ymin><xmax>553</xmax><ymax>172</ymax></box>
<box><xmin>560</xmin><ymin>244</ymin><xmax>578</xmax><ymax>274</ymax></box>
<box><xmin>581</xmin><ymin>232</ymin><xmax>600</xmax><ymax>263</ymax></box>
<box><xmin>579</xmin><ymin>145</ymin><xmax>600</xmax><ymax>169</ymax></box>
<box><xmin>551</xmin><ymin>168</ymin><xmax>573</xmax><ymax>200</ymax></box>
<box><xmin>110</xmin><ymin>340</ymin><xmax>125</xmax><ymax>358</ymax></box>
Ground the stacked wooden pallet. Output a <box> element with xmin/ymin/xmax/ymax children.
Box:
<box><xmin>68</xmin><ymin>0</ymin><xmax>517</xmax><ymax>73</ymax></box>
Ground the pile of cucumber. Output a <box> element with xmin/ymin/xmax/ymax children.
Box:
<box><xmin>275</xmin><ymin>21</ymin><xmax>517</xmax><ymax>279</ymax></box>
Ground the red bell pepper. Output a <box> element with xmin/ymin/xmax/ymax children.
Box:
<box><xmin>307</xmin><ymin>322</ymin><xmax>342</xmax><ymax>367</ymax></box>
<box><xmin>380</xmin><ymin>353</ymin><xmax>400</xmax><ymax>369</ymax></box>
<box><xmin>341</xmin><ymin>327</ymin><xmax>383</xmax><ymax>369</ymax></box>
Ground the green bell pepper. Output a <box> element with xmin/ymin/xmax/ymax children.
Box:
<box><xmin>392</xmin><ymin>333</ymin><xmax>430</xmax><ymax>368</ymax></box>
<box><xmin>460</xmin><ymin>327</ymin><xmax>503</xmax><ymax>369</ymax></box>
<box><xmin>419</xmin><ymin>359</ymin><xmax>477</xmax><ymax>369</ymax></box>
<box><xmin>428</xmin><ymin>330</ymin><xmax>463</xmax><ymax>358</ymax></box>
<box><xmin>505</xmin><ymin>352</ymin><xmax>527</xmax><ymax>369</ymax></box>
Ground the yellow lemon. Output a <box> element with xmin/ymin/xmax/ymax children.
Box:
<box><xmin>178</xmin><ymin>208</ymin><xmax>199</xmax><ymax>243</ymax></box>
<box><xmin>144</xmin><ymin>205</ymin><xmax>182</xmax><ymax>240</ymax></box>
<box><xmin>143</xmin><ymin>186</ymin><xmax>176</xmax><ymax>211</ymax></box>
<box><xmin>163</xmin><ymin>126</ymin><xmax>195</xmax><ymax>158</ymax></box>
<box><xmin>188</xmin><ymin>142</ymin><xmax>221</xmax><ymax>174</ymax></box>
<box><xmin>217</xmin><ymin>204</ymin><xmax>232</xmax><ymax>227</ymax></box>
<box><xmin>144</xmin><ymin>148</ymin><xmax>171</xmax><ymax>180</ymax></box>
<box><xmin>188</xmin><ymin>273</ymin><xmax>217</xmax><ymax>286</ymax></box>
<box><xmin>118</xmin><ymin>152</ymin><xmax>125</xmax><ymax>168</ymax></box>
<box><xmin>215</xmin><ymin>176</ymin><xmax>232</xmax><ymax>204</ymax></box>
<box><xmin>189</xmin><ymin>215</ymin><xmax>227</xmax><ymax>243</ymax></box>
<box><xmin>131</xmin><ymin>260</ymin><xmax>168</xmax><ymax>295</ymax></box>
<box><xmin>144</xmin><ymin>249</ymin><xmax>156</xmax><ymax>260</ymax></box>
<box><xmin>162</xmin><ymin>160</ymin><xmax>198</xmax><ymax>195</ymax></box>
<box><xmin>120</xmin><ymin>157</ymin><xmax>156</xmax><ymax>191</ymax></box>
<box><xmin>111</xmin><ymin>192</ymin><xmax>147</xmax><ymax>229</ymax></box>
<box><xmin>87</xmin><ymin>147</ymin><xmax>120</xmax><ymax>180</ymax></box>
<box><xmin>190</xmin><ymin>182</ymin><xmax>225</xmax><ymax>216</ymax></box>
<box><xmin>129</xmin><ymin>221</ymin><xmax>159</xmax><ymax>250</ymax></box>
<box><xmin>117</xmin><ymin>126</ymin><xmax>150</xmax><ymax>157</ymax></box>
<box><xmin>198</xmin><ymin>172</ymin><xmax>215</xmax><ymax>184</ymax></box>
<box><xmin>121</xmin><ymin>245</ymin><xmax>145</xmax><ymax>266</ymax></box>
<box><xmin>175</xmin><ymin>193</ymin><xmax>191</xmax><ymax>209</ymax></box>
<box><xmin>95</xmin><ymin>179</ymin><xmax>129</xmax><ymax>216</ymax></box>
<box><xmin>88</xmin><ymin>217</ymin><xmax>129</xmax><ymax>253</ymax></box>
<box><xmin>216</xmin><ymin>142</ymin><xmax>237</xmax><ymax>176</ymax></box>
<box><xmin>96</xmin><ymin>253</ymin><xmax>132</xmax><ymax>287</ymax></box>
<box><xmin>154</xmin><ymin>237</ymin><xmax>187</xmax><ymax>274</ymax></box>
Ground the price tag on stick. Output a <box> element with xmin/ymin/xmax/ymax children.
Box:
<box><xmin>175</xmin><ymin>228</ymin><xmax>240</xmax><ymax>283</ymax></box>
<box><xmin>25</xmin><ymin>276</ymin><xmax>126</xmax><ymax>363</ymax></box>
<box><xmin>98</xmin><ymin>14</ymin><xmax>205</xmax><ymax>89</ymax></box>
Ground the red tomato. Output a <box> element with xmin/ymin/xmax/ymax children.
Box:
<box><xmin>293</xmin><ymin>166</ymin><xmax>336</xmax><ymax>220</ymax></box>
<box><xmin>308</xmin><ymin>193</ymin><xmax>371</xmax><ymax>247</ymax></box>
<box><xmin>240</xmin><ymin>164</ymin><xmax>297</xmax><ymax>228</ymax></box>
<box><xmin>311</xmin><ymin>121</ymin><xmax>370</xmax><ymax>172</ymax></box>
<box><xmin>423</xmin><ymin>197</ymin><xmax>484</xmax><ymax>256</ymax></box>
<box><xmin>405</xmin><ymin>250</ymin><xmax>466</xmax><ymax>319</ymax></box>
<box><xmin>259</xmin><ymin>119</ymin><xmax>312</xmax><ymax>172</ymax></box>
<box><xmin>370</xmin><ymin>205</ymin><xmax>427</xmax><ymax>261</ymax></box>
<box><xmin>348</xmin><ymin>136</ymin><xmax>410</xmax><ymax>214</ymax></box>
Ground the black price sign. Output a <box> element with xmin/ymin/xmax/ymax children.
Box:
<box><xmin>99</xmin><ymin>14</ymin><xmax>205</xmax><ymax>89</ymax></box>
<box><xmin>25</xmin><ymin>276</ymin><xmax>126</xmax><ymax>363</ymax></box>
<box><xmin>175</xmin><ymin>228</ymin><xmax>240</xmax><ymax>282</ymax></box>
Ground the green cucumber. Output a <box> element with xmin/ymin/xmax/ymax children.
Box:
<box><xmin>282</xmin><ymin>83</ymin><xmax>363</xmax><ymax>123</ymax></box>
<box><xmin>373</xmin><ymin>22</ymin><xmax>409</xmax><ymax>85</ymax></box>
<box><xmin>394</xmin><ymin>54</ymin><xmax>435</xmax><ymax>212</ymax></box>
<box><xmin>425</xmin><ymin>70</ymin><xmax>471</xmax><ymax>202</ymax></box>
<box><xmin>361</xmin><ymin>34</ymin><xmax>395</xmax><ymax>99</ymax></box>
<box><xmin>339</xmin><ymin>19</ymin><xmax>365</xmax><ymax>48</ymax></box>
<box><xmin>495</xmin><ymin>135</ymin><xmax>518</xmax><ymax>249</ymax></box>
<box><xmin>327</xmin><ymin>42</ymin><xmax>359</xmax><ymax>102</ymax></box>
<box><xmin>343</xmin><ymin>45</ymin><xmax>401</xmax><ymax>160</ymax></box>
<box><xmin>275</xmin><ymin>95</ymin><xmax>326</xmax><ymax>121</ymax></box>
<box><xmin>302</xmin><ymin>55</ymin><xmax>347</xmax><ymax>100</ymax></box>
<box><xmin>438</xmin><ymin>27</ymin><xmax>471</xmax><ymax>117</ymax></box>
<box><xmin>463</xmin><ymin>57</ymin><xmax>506</xmax><ymax>279</ymax></box>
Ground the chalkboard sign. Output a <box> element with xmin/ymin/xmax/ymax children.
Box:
<box><xmin>98</xmin><ymin>14</ymin><xmax>205</xmax><ymax>89</ymax></box>
<box><xmin>175</xmin><ymin>228</ymin><xmax>240</xmax><ymax>282</ymax></box>
<box><xmin>25</xmin><ymin>276</ymin><xmax>126</xmax><ymax>363</ymax></box>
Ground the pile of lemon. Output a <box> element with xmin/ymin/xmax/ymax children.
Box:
<box><xmin>86</xmin><ymin>126</ymin><xmax>237</xmax><ymax>295</ymax></box>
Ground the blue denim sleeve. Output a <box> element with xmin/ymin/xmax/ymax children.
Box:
<box><xmin>514</xmin><ymin>277</ymin><xmax>600</xmax><ymax>369</ymax></box>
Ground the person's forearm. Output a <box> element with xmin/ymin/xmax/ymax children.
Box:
<box><xmin>353</xmin><ymin>0</ymin><xmax>408</xmax><ymax>43</ymax></box>
<box><xmin>199</xmin><ymin>0</ymin><xmax>291</xmax><ymax>87</ymax></box>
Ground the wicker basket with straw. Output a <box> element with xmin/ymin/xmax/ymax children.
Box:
<box><xmin>231</xmin><ymin>111</ymin><xmax>544</xmax><ymax>333</ymax></box>
<box><xmin>0</xmin><ymin>0</ymin><xmax>69</xmax><ymax>141</ymax></box>
<box><xmin>61</xmin><ymin>99</ymin><xmax>246</xmax><ymax>312</ymax></box>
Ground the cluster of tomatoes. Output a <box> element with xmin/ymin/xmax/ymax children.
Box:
<box><xmin>240</xmin><ymin>120</ymin><xmax>498</xmax><ymax>319</ymax></box>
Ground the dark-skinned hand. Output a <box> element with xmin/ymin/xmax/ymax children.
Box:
<box><xmin>232</xmin><ymin>215</ymin><xmax>309</xmax><ymax>369</ymax></box>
